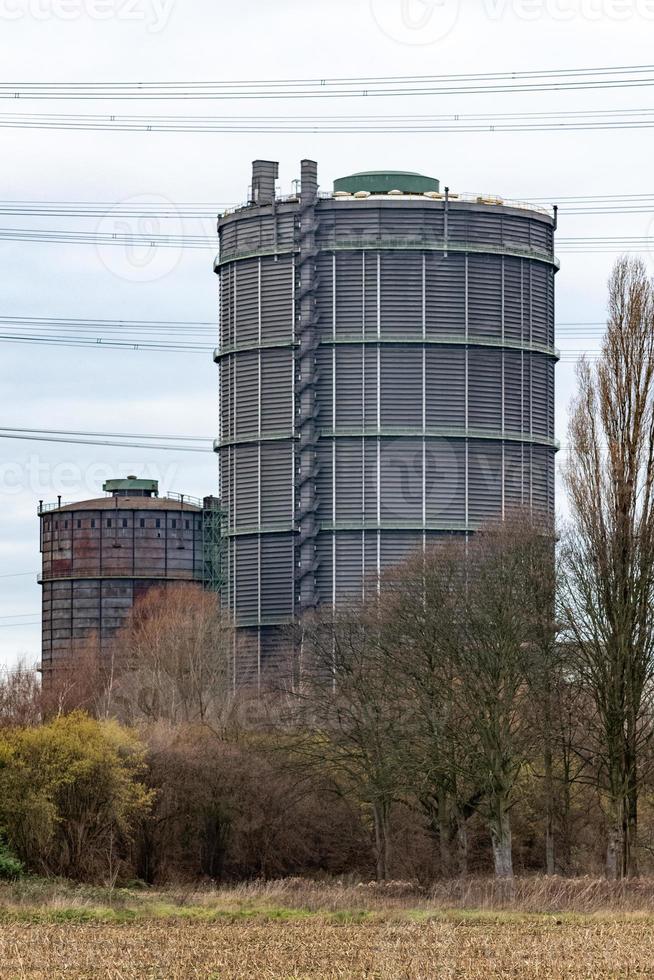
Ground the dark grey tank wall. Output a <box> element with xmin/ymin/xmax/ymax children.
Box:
<box><xmin>216</xmin><ymin>191</ymin><xmax>558</xmax><ymax>677</ymax></box>
<box><xmin>40</xmin><ymin>505</ymin><xmax>204</xmax><ymax>673</ymax></box>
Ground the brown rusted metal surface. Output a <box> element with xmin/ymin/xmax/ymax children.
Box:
<box><xmin>39</xmin><ymin>492</ymin><xmax>204</xmax><ymax>678</ymax></box>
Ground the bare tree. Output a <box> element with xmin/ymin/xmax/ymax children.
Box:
<box><xmin>380</xmin><ymin>546</ymin><xmax>479</xmax><ymax>878</ymax></box>
<box><xmin>0</xmin><ymin>661</ymin><xmax>42</xmax><ymax>727</ymax></box>
<box><xmin>384</xmin><ymin>519</ymin><xmax>554</xmax><ymax>878</ymax></box>
<box><xmin>108</xmin><ymin>585</ymin><xmax>236</xmax><ymax>731</ymax></box>
<box><xmin>292</xmin><ymin>603</ymin><xmax>412</xmax><ymax>882</ymax></box>
<box><xmin>560</xmin><ymin>258</ymin><xmax>654</xmax><ymax>878</ymax></box>
<box><xmin>451</xmin><ymin>519</ymin><xmax>555</xmax><ymax>878</ymax></box>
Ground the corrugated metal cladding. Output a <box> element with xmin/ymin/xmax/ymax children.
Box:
<box><xmin>216</xmin><ymin>160</ymin><xmax>558</xmax><ymax>680</ymax></box>
<box><xmin>39</xmin><ymin>500</ymin><xmax>204</xmax><ymax>676</ymax></box>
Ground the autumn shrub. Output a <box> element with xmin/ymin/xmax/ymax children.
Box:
<box><xmin>0</xmin><ymin>711</ymin><xmax>152</xmax><ymax>880</ymax></box>
<box><xmin>136</xmin><ymin>723</ymin><xmax>370</xmax><ymax>884</ymax></box>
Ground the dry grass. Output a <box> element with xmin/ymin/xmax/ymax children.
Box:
<box><xmin>2</xmin><ymin>915</ymin><xmax>654</xmax><ymax>978</ymax></box>
<box><xmin>1</xmin><ymin>878</ymin><xmax>654</xmax><ymax>977</ymax></box>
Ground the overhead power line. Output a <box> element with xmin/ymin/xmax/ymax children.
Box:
<box><xmin>0</xmin><ymin>315</ymin><xmax>607</xmax><ymax>334</ymax></box>
<box><xmin>0</xmin><ymin>227</ymin><xmax>213</xmax><ymax>248</ymax></box>
<box><xmin>0</xmin><ymin>426</ymin><xmax>213</xmax><ymax>453</ymax></box>
<box><xmin>2</xmin><ymin>195</ymin><xmax>654</xmax><ymax>219</ymax></box>
<box><xmin>0</xmin><ymin>426</ymin><xmax>211</xmax><ymax>442</ymax></box>
<box><xmin>0</xmin><ymin>201</ymin><xmax>235</xmax><ymax>218</ymax></box>
<box><xmin>0</xmin><ymin>334</ymin><xmax>212</xmax><ymax>354</ymax></box>
<box><xmin>0</xmin><ymin>225</ymin><xmax>649</xmax><ymax>255</ymax></box>
<box><xmin>0</xmin><ymin>315</ymin><xmax>215</xmax><ymax>353</ymax></box>
<box><xmin>2</xmin><ymin>64</ymin><xmax>654</xmax><ymax>100</ymax></box>
<box><xmin>0</xmin><ymin>315</ymin><xmax>606</xmax><ymax>357</ymax></box>
<box><xmin>0</xmin><ymin>315</ymin><xmax>215</xmax><ymax>330</ymax></box>
<box><xmin>1</xmin><ymin>107</ymin><xmax>654</xmax><ymax>134</ymax></box>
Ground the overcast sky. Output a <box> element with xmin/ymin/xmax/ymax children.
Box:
<box><xmin>0</xmin><ymin>0</ymin><xmax>651</xmax><ymax>665</ymax></box>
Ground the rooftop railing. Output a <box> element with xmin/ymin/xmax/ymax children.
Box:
<box><xmin>219</xmin><ymin>190</ymin><xmax>555</xmax><ymax>219</ymax></box>
<box><xmin>38</xmin><ymin>489</ymin><xmax>205</xmax><ymax>514</ymax></box>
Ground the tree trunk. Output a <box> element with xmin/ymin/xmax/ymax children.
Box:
<box><xmin>373</xmin><ymin>802</ymin><xmax>391</xmax><ymax>882</ymax></box>
<box><xmin>626</xmin><ymin>785</ymin><xmax>638</xmax><ymax>877</ymax></box>
<box><xmin>543</xmin><ymin>738</ymin><xmax>556</xmax><ymax>875</ymax></box>
<box><xmin>455</xmin><ymin>807</ymin><xmax>469</xmax><ymax>878</ymax></box>
<box><xmin>559</xmin><ymin>730</ymin><xmax>573</xmax><ymax>874</ymax></box>
<box><xmin>490</xmin><ymin>800</ymin><xmax>513</xmax><ymax>878</ymax></box>
<box><xmin>437</xmin><ymin>787</ymin><xmax>452</xmax><ymax>877</ymax></box>
<box><xmin>606</xmin><ymin>802</ymin><xmax>623</xmax><ymax>880</ymax></box>
<box><xmin>624</xmin><ymin>728</ymin><xmax>639</xmax><ymax>877</ymax></box>
<box><xmin>606</xmin><ymin>754</ymin><xmax>626</xmax><ymax>879</ymax></box>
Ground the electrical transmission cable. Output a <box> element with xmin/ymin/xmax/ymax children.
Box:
<box><xmin>2</xmin><ymin>64</ymin><xmax>654</xmax><ymax>100</ymax></box>
<box><xmin>0</xmin><ymin>226</ymin><xmax>649</xmax><ymax>254</ymax></box>
<box><xmin>3</xmin><ymin>195</ymin><xmax>654</xmax><ymax>218</ymax></box>
<box><xmin>2</xmin><ymin>107</ymin><xmax>654</xmax><ymax>134</ymax></box>
<box><xmin>0</xmin><ymin>426</ymin><xmax>213</xmax><ymax>453</ymax></box>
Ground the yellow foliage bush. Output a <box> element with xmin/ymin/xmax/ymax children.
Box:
<box><xmin>0</xmin><ymin>711</ymin><xmax>152</xmax><ymax>880</ymax></box>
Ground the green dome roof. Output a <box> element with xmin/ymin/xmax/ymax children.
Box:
<box><xmin>334</xmin><ymin>170</ymin><xmax>440</xmax><ymax>195</ymax></box>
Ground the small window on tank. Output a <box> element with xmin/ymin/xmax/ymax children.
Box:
<box><xmin>156</xmin><ymin>519</ymin><xmax>161</xmax><ymax>529</ymax></box>
<box><xmin>122</xmin><ymin>519</ymin><xmax>128</xmax><ymax>528</ymax></box>
<box><xmin>185</xmin><ymin>520</ymin><xmax>190</xmax><ymax>530</ymax></box>
<box><xmin>171</xmin><ymin>519</ymin><xmax>177</xmax><ymax>530</ymax></box>
<box><xmin>77</xmin><ymin>520</ymin><xmax>81</xmax><ymax>529</ymax></box>
<box><xmin>54</xmin><ymin>521</ymin><xmax>58</xmax><ymax>530</ymax></box>
<box><xmin>64</xmin><ymin>521</ymin><xmax>68</xmax><ymax>530</ymax></box>
<box><xmin>91</xmin><ymin>519</ymin><xmax>96</xmax><ymax>529</ymax></box>
<box><xmin>140</xmin><ymin>519</ymin><xmax>145</xmax><ymax>528</ymax></box>
<box><xmin>107</xmin><ymin>519</ymin><xmax>112</xmax><ymax>528</ymax></box>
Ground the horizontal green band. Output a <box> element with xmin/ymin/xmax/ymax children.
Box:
<box><xmin>232</xmin><ymin>615</ymin><xmax>294</xmax><ymax>629</ymax></box>
<box><xmin>215</xmin><ymin>429</ymin><xmax>559</xmax><ymax>451</ymax></box>
<box><xmin>217</xmin><ymin>240</ymin><xmax>558</xmax><ymax>269</ymax></box>
<box><xmin>214</xmin><ymin>334</ymin><xmax>558</xmax><ymax>361</ymax></box>
<box><xmin>214</xmin><ymin>432</ymin><xmax>295</xmax><ymax>451</ymax></box>
<box><xmin>222</xmin><ymin>524</ymin><xmax>296</xmax><ymax>539</ymax></box>
<box><xmin>320</xmin><ymin>427</ymin><xmax>559</xmax><ymax>450</ymax></box>
<box><xmin>213</xmin><ymin>340</ymin><xmax>297</xmax><ymax>362</ymax></box>
<box><xmin>320</xmin><ymin>522</ymin><xmax>475</xmax><ymax>533</ymax></box>
<box><xmin>323</xmin><ymin>333</ymin><xmax>558</xmax><ymax>359</ymax></box>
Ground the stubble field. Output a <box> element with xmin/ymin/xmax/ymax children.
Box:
<box><xmin>1</xmin><ymin>877</ymin><xmax>654</xmax><ymax>978</ymax></box>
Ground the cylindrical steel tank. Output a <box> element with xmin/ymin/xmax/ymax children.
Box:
<box><xmin>215</xmin><ymin>161</ymin><xmax>558</xmax><ymax>678</ymax></box>
<box><xmin>38</xmin><ymin>477</ymin><xmax>205</xmax><ymax>678</ymax></box>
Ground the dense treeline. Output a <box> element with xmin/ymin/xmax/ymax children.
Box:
<box><xmin>3</xmin><ymin>258</ymin><xmax>654</xmax><ymax>885</ymax></box>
